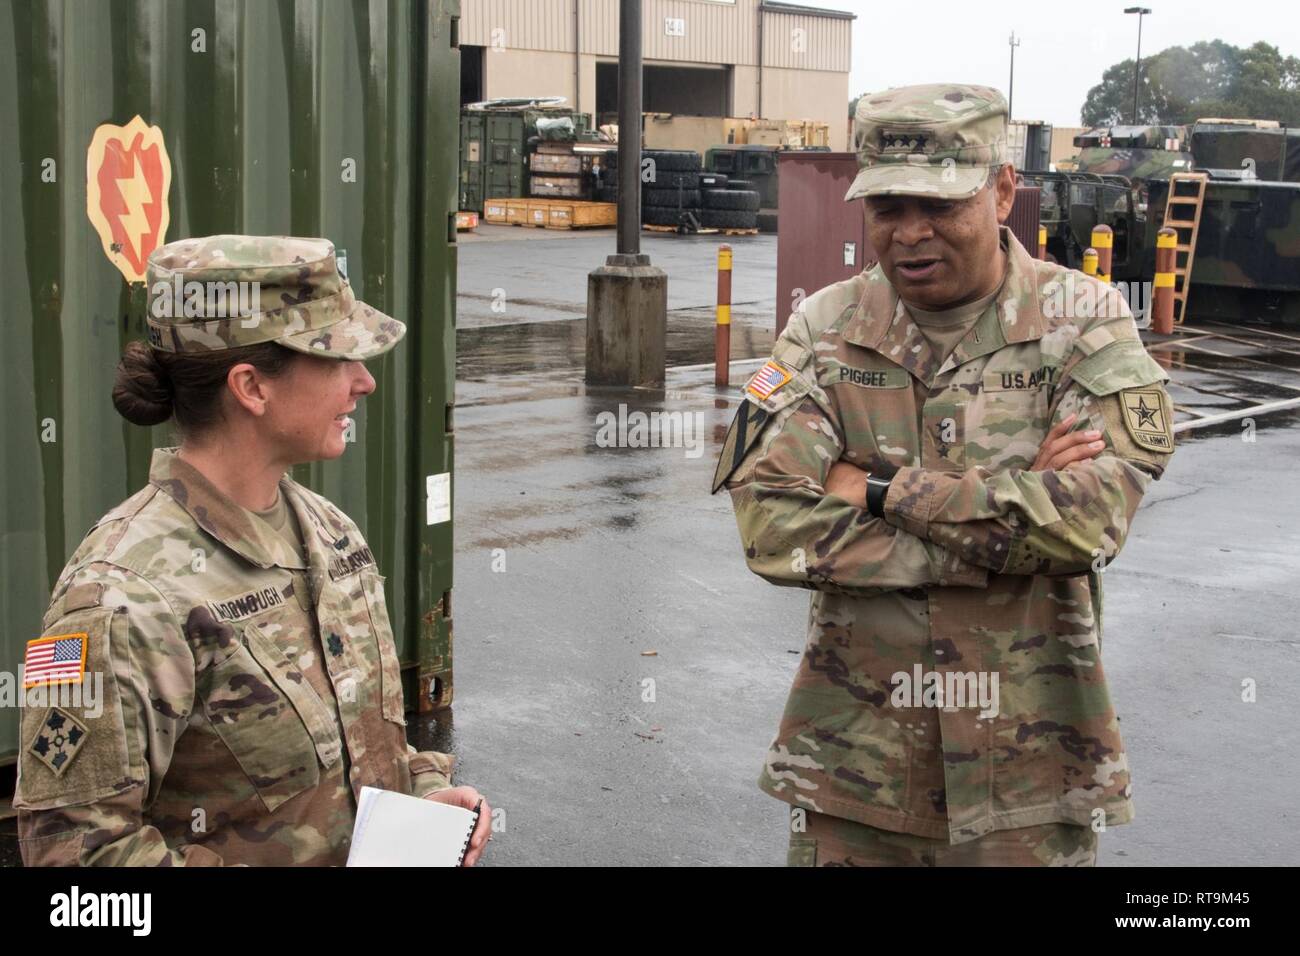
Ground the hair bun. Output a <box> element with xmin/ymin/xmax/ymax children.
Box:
<box><xmin>112</xmin><ymin>340</ymin><xmax>174</xmax><ymax>426</ymax></box>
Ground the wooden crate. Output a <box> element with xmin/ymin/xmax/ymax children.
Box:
<box><xmin>546</xmin><ymin>200</ymin><xmax>616</xmax><ymax>230</ymax></box>
<box><xmin>483</xmin><ymin>199</ymin><xmax>511</xmax><ymax>223</ymax></box>
<box><xmin>506</xmin><ymin>199</ymin><xmax>536</xmax><ymax>225</ymax></box>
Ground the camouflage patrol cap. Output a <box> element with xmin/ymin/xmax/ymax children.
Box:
<box><xmin>845</xmin><ymin>83</ymin><xmax>1008</xmax><ymax>202</ymax></box>
<box><xmin>145</xmin><ymin>235</ymin><xmax>405</xmax><ymax>360</ymax></box>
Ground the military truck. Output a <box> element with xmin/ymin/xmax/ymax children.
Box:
<box><xmin>1020</xmin><ymin>122</ymin><xmax>1300</xmax><ymax>324</ymax></box>
<box><xmin>703</xmin><ymin>143</ymin><xmax>830</xmax><ymax>232</ymax></box>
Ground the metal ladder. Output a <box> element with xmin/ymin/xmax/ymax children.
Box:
<box><xmin>1162</xmin><ymin>172</ymin><xmax>1208</xmax><ymax>324</ymax></box>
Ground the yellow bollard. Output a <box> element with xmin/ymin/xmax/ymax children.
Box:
<box><xmin>1037</xmin><ymin>225</ymin><xmax>1047</xmax><ymax>261</ymax></box>
<box><xmin>1082</xmin><ymin>248</ymin><xmax>1098</xmax><ymax>278</ymax></box>
<box><xmin>1090</xmin><ymin>224</ymin><xmax>1113</xmax><ymax>283</ymax></box>
<box><xmin>716</xmin><ymin>244</ymin><xmax>732</xmax><ymax>387</ymax></box>
<box><xmin>1152</xmin><ymin>227</ymin><xmax>1176</xmax><ymax>334</ymax></box>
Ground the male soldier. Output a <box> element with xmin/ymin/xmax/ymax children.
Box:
<box><xmin>713</xmin><ymin>84</ymin><xmax>1175</xmax><ymax>866</ymax></box>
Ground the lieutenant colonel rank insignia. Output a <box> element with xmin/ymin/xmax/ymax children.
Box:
<box><xmin>23</xmin><ymin>633</ymin><xmax>88</xmax><ymax>688</ymax></box>
<box><xmin>1120</xmin><ymin>387</ymin><xmax>1174</xmax><ymax>452</ymax></box>
<box><xmin>29</xmin><ymin>707</ymin><xmax>90</xmax><ymax>777</ymax></box>
<box><xmin>746</xmin><ymin>361</ymin><xmax>793</xmax><ymax>402</ymax></box>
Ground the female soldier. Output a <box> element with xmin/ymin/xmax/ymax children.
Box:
<box><xmin>14</xmin><ymin>235</ymin><xmax>490</xmax><ymax>866</ymax></box>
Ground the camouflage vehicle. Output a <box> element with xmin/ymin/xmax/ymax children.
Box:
<box><xmin>1022</xmin><ymin>122</ymin><xmax>1300</xmax><ymax>324</ymax></box>
<box><xmin>703</xmin><ymin>143</ymin><xmax>831</xmax><ymax>232</ymax></box>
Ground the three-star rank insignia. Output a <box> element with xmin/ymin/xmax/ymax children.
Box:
<box><xmin>1120</xmin><ymin>387</ymin><xmax>1174</xmax><ymax>452</ymax></box>
<box><xmin>29</xmin><ymin>707</ymin><xmax>89</xmax><ymax>777</ymax></box>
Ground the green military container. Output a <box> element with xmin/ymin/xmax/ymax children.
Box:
<box><xmin>459</xmin><ymin>106</ymin><xmax>592</xmax><ymax>212</ymax></box>
<box><xmin>460</xmin><ymin>111</ymin><xmax>526</xmax><ymax>214</ymax></box>
<box><xmin>0</xmin><ymin>0</ymin><xmax>461</xmax><ymax>766</ymax></box>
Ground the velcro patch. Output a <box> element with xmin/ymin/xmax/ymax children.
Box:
<box><xmin>1120</xmin><ymin>387</ymin><xmax>1174</xmax><ymax>452</ymax></box>
<box><xmin>832</xmin><ymin>365</ymin><xmax>909</xmax><ymax>389</ymax></box>
<box><xmin>208</xmin><ymin>585</ymin><xmax>286</xmax><ymax>622</ymax></box>
<box><xmin>23</xmin><ymin>633</ymin><xmax>87</xmax><ymax>688</ymax></box>
<box><xmin>746</xmin><ymin>361</ymin><xmax>793</xmax><ymax>402</ymax></box>
<box><xmin>28</xmin><ymin>706</ymin><xmax>90</xmax><ymax>777</ymax></box>
<box><xmin>328</xmin><ymin>545</ymin><xmax>376</xmax><ymax>580</ymax></box>
<box><xmin>983</xmin><ymin>366</ymin><xmax>1060</xmax><ymax>392</ymax></box>
<box><xmin>712</xmin><ymin>400</ymin><xmax>771</xmax><ymax>494</ymax></box>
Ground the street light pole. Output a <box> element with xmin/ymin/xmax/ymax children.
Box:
<box><xmin>1124</xmin><ymin>7</ymin><xmax>1152</xmax><ymax>124</ymax></box>
<box><xmin>1007</xmin><ymin>31</ymin><xmax>1020</xmax><ymax>120</ymax></box>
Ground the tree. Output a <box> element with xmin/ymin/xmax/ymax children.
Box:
<box><xmin>1080</xmin><ymin>40</ymin><xmax>1300</xmax><ymax>127</ymax></box>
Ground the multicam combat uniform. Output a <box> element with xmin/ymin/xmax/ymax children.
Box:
<box><xmin>716</xmin><ymin>228</ymin><xmax>1176</xmax><ymax>863</ymax></box>
<box><xmin>13</xmin><ymin>451</ymin><xmax>453</xmax><ymax>867</ymax></box>
<box><xmin>13</xmin><ymin>234</ymin><xmax>453</xmax><ymax>865</ymax></box>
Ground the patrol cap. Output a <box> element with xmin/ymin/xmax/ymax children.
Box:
<box><xmin>145</xmin><ymin>235</ymin><xmax>405</xmax><ymax>360</ymax></box>
<box><xmin>845</xmin><ymin>83</ymin><xmax>1008</xmax><ymax>202</ymax></box>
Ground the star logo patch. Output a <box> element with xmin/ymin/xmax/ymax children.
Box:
<box><xmin>1120</xmin><ymin>388</ymin><xmax>1173</xmax><ymax>452</ymax></box>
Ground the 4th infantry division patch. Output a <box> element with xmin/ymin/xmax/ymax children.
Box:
<box><xmin>29</xmin><ymin>707</ymin><xmax>90</xmax><ymax>777</ymax></box>
<box><xmin>1120</xmin><ymin>387</ymin><xmax>1174</xmax><ymax>452</ymax></box>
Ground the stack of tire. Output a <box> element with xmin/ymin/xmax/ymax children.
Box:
<box><xmin>597</xmin><ymin>149</ymin><xmax>761</xmax><ymax>232</ymax></box>
<box><xmin>639</xmin><ymin>149</ymin><xmax>703</xmax><ymax>228</ymax></box>
<box><xmin>594</xmin><ymin>149</ymin><xmax>620</xmax><ymax>203</ymax></box>
<box><xmin>699</xmin><ymin>175</ymin><xmax>760</xmax><ymax>232</ymax></box>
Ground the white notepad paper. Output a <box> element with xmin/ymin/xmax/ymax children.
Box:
<box><xmin>346</xmin><ymin>786</ymin><xmax>479</xmax><ymax>867</ymax></box>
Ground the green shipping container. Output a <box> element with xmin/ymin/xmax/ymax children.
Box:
<box><xmin>0</xmin><ymin>0</ymin><xmax>460</xmax><ymax>764</ymax></box>
<box><xmin>459</xmin><ymin>107</ymin><xmax>592</xmax><ymax>212</ymax></box>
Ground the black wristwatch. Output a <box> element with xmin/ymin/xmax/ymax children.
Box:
<box><xmin>865</xmin><ymin>470</ymin><xmax>895</xmax><ymax>518</ymax></box>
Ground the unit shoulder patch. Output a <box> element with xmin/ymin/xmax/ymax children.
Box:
<box><xmin>28</xmin><ymin>706</ymin><xmax>90</xmax><ymax>777</ymax></box>
<box><xmin>1119</xmin><ymin>386</ymin><xmax>1174</xmax><ymax>452</ymax></box>
<box><xmin>712</xmin><ymin>399</ymin><xmax>772</xmax><ymax>494</ymax></box>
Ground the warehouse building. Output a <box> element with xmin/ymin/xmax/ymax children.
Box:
<box><xmin>459</xmin><ymin>0</ymin><xmax>855</xmax><ymax>151</ymax></box>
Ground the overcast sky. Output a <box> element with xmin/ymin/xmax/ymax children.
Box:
<box><xmin>817</xmin><ymin>0</ymin><xmax>1299</xmax><ymax>127</ymax></box>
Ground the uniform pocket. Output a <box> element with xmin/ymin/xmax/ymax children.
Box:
<box><xmin>199</xmin><ymin>623</ymin><xmax>342</xmax><ymax>813</ymax></box>
<box><xmin>361</xmin><ymin>572</ymin><xmax>407</xmax><ymax>724</ymax></box>
<box><xmin>787</xmin><ymin>836</ymin><xmax>818</xmax><ymax>867</ymax></box>
<box><xmin>967</xmin><ymin>388</ymin><xmax>1047</xmax><ymax>470</ymax></box>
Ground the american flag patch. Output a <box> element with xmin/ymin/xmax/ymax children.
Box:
<box><xmin>23</xmin><ymin>634</ymin><xmax>88</xmax><ymax>688</ymax></box>
<box><xmin>746</xmin><ymin>361</ymin><xmax>793</xmax><ymax>401</ymax></box>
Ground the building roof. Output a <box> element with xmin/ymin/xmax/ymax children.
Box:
<box><xmin>760</xmin><ymin>2</ymin><xmax>857</xmax><ymax>21</ymax></box>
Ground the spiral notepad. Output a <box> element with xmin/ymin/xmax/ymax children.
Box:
<box><xmin>346</xmin><ymin>786</ymin><xmax>480</xmax><ymax>867</ymax></box>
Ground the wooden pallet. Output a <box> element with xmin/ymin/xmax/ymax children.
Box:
<box><xmin>483</xmin><ymin>197</ymin><xmax>616</xmax><ymax>229</ymax></box>
<box><xmin>1162</xmin><ymin>172</ymin><xmax>1209</xmax><ymax>324</ymax></box>
<box><xmin>644</xmin><ymin>224</ymin><xmax>760</xmax><ymax>236</ymax></box>
<box><xmin>544</xmin><ymin>199</ymin><xmax>616</xmax><ymax>230</ymax></box>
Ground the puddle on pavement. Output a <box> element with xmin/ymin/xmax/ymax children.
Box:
<box><xmin>458</xmin><ymin>316</ymin><xmax>774</xmax><ymax>379</ymax></box>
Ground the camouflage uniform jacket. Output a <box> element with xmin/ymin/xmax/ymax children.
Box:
<box><xmin>717</xmin><ymin>228</ymin><xmax>1175</xmax><ymax>843</ymax></box>
<box><xmin>13</xmin><ymin>448</ymin><xmax>453</xmax><ymax>865</ymax></box>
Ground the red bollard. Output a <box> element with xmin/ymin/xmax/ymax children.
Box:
<box><xmin>1152</xmin><ymin>227</ymin><xmax>1176</xmax><ymax>334</ymax></box>
<box><xmin>716</xmin><ymin>244</ymin><xmax>732</xmax><ymax>387</ymax></box>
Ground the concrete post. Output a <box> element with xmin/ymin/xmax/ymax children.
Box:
<box><xmin>585</xmin><ymin>0</ymin><xmax>667</xmax><ymax>387</ymax></box>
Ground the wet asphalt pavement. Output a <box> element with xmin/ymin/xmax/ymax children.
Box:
<box><xmin>4</xmin><ymin>224</ymin><xmax>1298</xmax><ymax>867</ymax></box>
<box><xmin>442</xmin><ymin>226</ymin><xmax>1300</xmax><ymax>866</ymax></box>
